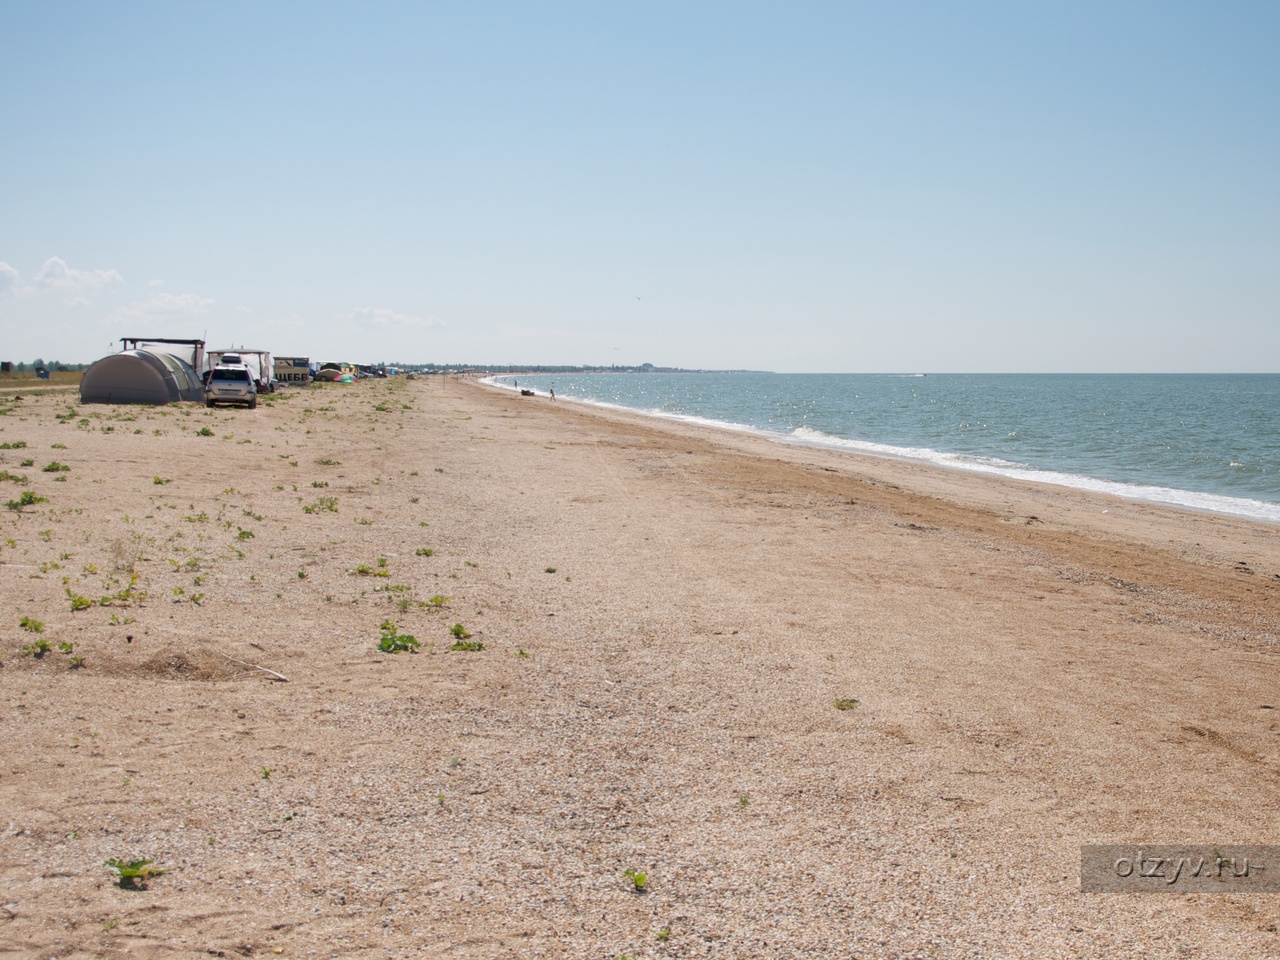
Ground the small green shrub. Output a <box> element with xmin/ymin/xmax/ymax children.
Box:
<box><xmin>449</xmin><ymin>623</ymin><xmax>470</xmax><ymax>639</ymax></box>
<box><xmin>624</xmin><ymin>868</ymin><xmax>649</xmax><ymax>893</ymax></box>
<box><xmin>22</xmin><ymin>638</ymin><xmax>52</xmax><ymax>657</ymax></box>
<box><xmin>6</xmin><ymin>490</ymin><xmax>48</xmax><ymax>510</ymax></box>
<box><xmin>100</xmin><ymin>573</ymin><xmax>146</xmax><ymax>607</ymax></box>
<box><xmin>378</xmin><ymin>620</ymin><xmax>420</xmax><ymax>653</ymax></box>
<box><xmin>105</xmin><ymin>858</ymin><xmax>167</xmax><ymax>889</ymax></box>
<box><xmin>834</xmin><ymin>698</ymin><xmax>860</xmax><ymax>711</ymax></box>
<box><xmin>197</xmin><ymin>427</ymin><xmax>214</xmax><ymax>437</ymax></box>
<box><xmin>415</xmin><ymin>547</ymin><xmax>433</xmax><ymax>556</ymax></box>
<box><xmin>19</xmin><ymin>615</ymin><xmax>43</xmax><ymax>633</ymax></box>
<box><xmin>43</xmin><ymin>461</ymin><xmax>70</xmax><ymax>472</ymax></box>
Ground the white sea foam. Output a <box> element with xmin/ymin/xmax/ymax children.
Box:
<box><xmin>788</xmin><ymin>427</ymin><xmax>1280</xmax><ymax>524</ymax></box>
<box><xmin>484</xmin><ymin>376</ymin><xmax>1280</xmax><ymax>524</ymax></box>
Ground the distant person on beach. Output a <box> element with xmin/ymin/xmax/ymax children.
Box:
<box><xmin>550</xmin><ymin>388</ymin><xmax>556</xmax><ymax>401</ymax></box>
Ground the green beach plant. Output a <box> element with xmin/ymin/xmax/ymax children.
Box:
<box><xmin>6</xmin><ymin>490</ymin><xmax>48</xmax><ymax>510</ymax></box>
<box><xmin>623</xmin><ymin>868</ymin><xmax>649</xmax><ymax>893</ymax></box>
<box><xmin>100</xmin><ymin>573</ymin><xmax>146</xmax><ymax>607</ymax></box>
<box><xmin>105</xmin><ymin>857</ymin><xmax>167</xmax><ymax>889</ymax></box>
<box><xmin>378</xmin><ymin>620</ymin><xmax>420</xmax><ymax>653</ymax></box>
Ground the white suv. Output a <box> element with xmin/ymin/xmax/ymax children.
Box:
<box><xmin>205</xmin><ymin>364</ymin><xmax>258</xmax><ymax>409</ymax></box>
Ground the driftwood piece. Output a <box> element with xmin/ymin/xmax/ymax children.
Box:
<box><xmin>221</xmin><ymin>653</ymin><xmax>289</xmax><ymax>682</ymax></box>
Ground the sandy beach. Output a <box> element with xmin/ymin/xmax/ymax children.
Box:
<box><xmin>2</xmin><ymin>375</ymin><xmax>1278</xmax><ymax>959</ymax></box>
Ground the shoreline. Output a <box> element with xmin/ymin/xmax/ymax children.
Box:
<box><xmin>2</xmin><ymin>376</ymin><xmax>1278</xmax><ymax>957</ymax></box>
<box><xmin>482</xmin><ymin>375</ymin><xmax>1280</xmax><ymax>527</ymax></box>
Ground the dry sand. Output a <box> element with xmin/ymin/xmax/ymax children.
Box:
<box><xmin>1</xmin><ymin>375</ymin><xmax>1278</xmax><ymax>959</ymax></box>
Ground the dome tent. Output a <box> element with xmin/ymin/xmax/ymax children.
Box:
<box><xmin>80</xmin><ymin>349</ymin><xmax>205</xmax><ymax>405</ymax></box>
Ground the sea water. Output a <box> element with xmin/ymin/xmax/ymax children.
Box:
<box><xmin>492</xmin><ymin>373</ymin><xmax>1280</xmax><ymax>524</ymax></box>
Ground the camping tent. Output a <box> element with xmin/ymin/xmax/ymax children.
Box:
<box><xmin>80</xmin><ymin>349</ymin><xmax>205</xmax><ymax>405</ymax></box>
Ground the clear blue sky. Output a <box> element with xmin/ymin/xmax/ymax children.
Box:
<box><xmin>2</xmin><ymin>1</ymin><xmax>1277</xmax><ymax>372</ymax></box>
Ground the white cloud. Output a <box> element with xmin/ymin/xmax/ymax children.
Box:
<box><xmin>347</xmin><ymin>306</ymin><xmax>444</xmax><ymax>329</ymax></box>
<box><xmin>148</xmin><ymin>279</ymin><xmax>164</xmax><ymax>287</ymax></box>
<box><xmin>108</xmin><ymin>292</ymin><xmax>215</xmax><ymax>326</ymax></box>
<box><xmin>0</xmin><ymin>262</ymin><xmax>19</xmax><ymax>295</ymax></box>
<box><xmin>35</xmin><ymin>256</ymin><xmax>124</xmax><ymax>293</ymax></box>
<box><xmin>235</xmin><ymin>304</ymin><xmax>253</xmax><ymax>315</ymax></box>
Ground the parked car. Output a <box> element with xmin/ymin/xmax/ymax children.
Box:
<box><xmin>205</xmin><ymin>364</ymin><xmax>258</xmax><ymax>409</ymax></box>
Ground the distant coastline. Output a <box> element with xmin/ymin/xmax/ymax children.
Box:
<box><xmin>399</xmin><ymin>363</ymin><xmax>770</xmax><ymax>375</ymax></box>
